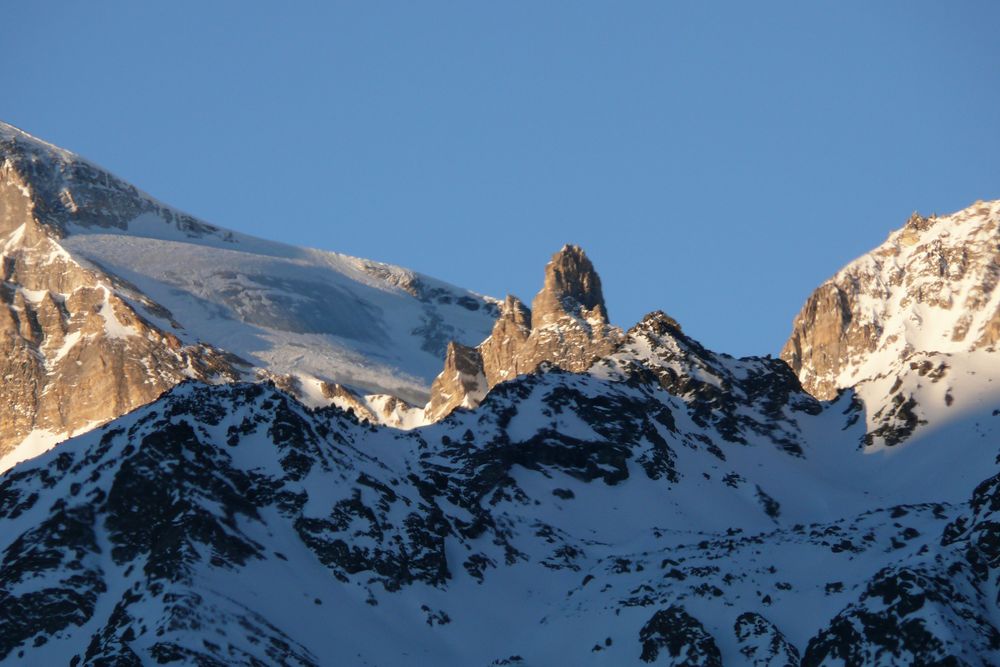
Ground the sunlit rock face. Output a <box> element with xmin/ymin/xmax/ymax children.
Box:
<box><xmin>425</xmin><ymin>341</ymin><xmax>488</xmax><ymax>422</ymax></box>
<box><xmin>479</xmin><ymin>294</ymin><xmax>533</xmax><ymax>388</ymax></box>
<box><xmin>6</xmin><ymin>119</ymin><xmax>1000</xmax><ymax>664</ymax></box>
<box><xmin>530</xmin><ymin>243</ymin><xmax>609</xmax><ymax>328</ymax></box>
<box><xmin>484</xmin><ymin>244</ymin><xmax>625</xmax><ymax>386</ymax></box>
<box><xmin>428</xmin><ymin>245</ymin><xmax>625</xmax><ymax>418</ymax></box>
<box><xmin>782</xmin><ymin>202</ymin><xmax>1000</xmax><ymax>400</ymax></box>
<box><xmin>0</xmin><ymin>159</ymin><xmax>242</xmax><ymax>459</ymax></box>
<box><xmin>0</xmin><ymin>120</ymin><xmax>500</xmax><ymax>461</ymax></box>
<box><xmin>514</xmin><ymin>244</ymin><xmax>624</xmax><ymax>374</ymax></box>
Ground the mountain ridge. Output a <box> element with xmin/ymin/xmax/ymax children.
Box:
<box><xmin>0</xmin><ymin>119</ymin><xmax>500</xmax><ymax>464</ymax></box>
<box><xmin>782</xmin><ymin>201</ymin><xmax>1000</xmax><ymax>399</ymax></box>
<box><xmin>2</xmin><ymin>120</ymin><xmax>1000</xmax><ymax>665</ymax></box>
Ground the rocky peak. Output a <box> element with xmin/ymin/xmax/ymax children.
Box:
<box><xmin>425</xmin><ymin>246</ymin><xmax>624</xmax><ymax>420</ymax></box>
<box><xmin>0</xmin><ymin>121</ymin><xmax>225</xmax><ymax>239</ymax></box>
<box><xmin>499</xmin><ymin>294</ymin><xmax>532</xmax><ymax>329</ymax></box>
<box><xmin>0</xmin><ymin>120</ymin><xmax>504</xmax><ymax>459</ymax></box>
<box><xmin>425</xmin><ymin>341</ymin><xmax>488</xmax><ymax>422</ymax></box>
<box><xmin>0</xmin><ymin>127</ymin><xmax>254</xmax><ymax>464</ymax></box>
<box><xmin>629</xmin><ymin>310</ymin><xmax>684</xmax><ymax>338</ymax></box>
<box><xmin>0</xmin><ymin>163</ymin><xmax>245</xmax><ymax>464</ymax></box>
<box><xmin>479</xmin><ymin>296</ymin><xmax>533</xmax><ymax>387</ymax></box>
<box><xmin>782</xmin><ymin>199</ymin><xmax>1000</xmax><ymax>399</ymax></box>
<box><xmin>530</xmin><ymin>244</ymin><xmax>609</xmax><ymax>328</ymax></box>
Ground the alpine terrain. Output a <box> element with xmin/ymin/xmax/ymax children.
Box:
<box><xmin>0</xmin><ymin>121</ymin><xmax>499</xmax><ymax>469</ymax></box>
<box><xmin>1</xmin><ymin>121</ymin><xmax>1000</xmax><ymax>665</ymax></box>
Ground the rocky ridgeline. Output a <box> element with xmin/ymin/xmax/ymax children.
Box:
<box><xmin>0</xmin><ymin>121</ymin><xmax>229</xmax><ymax>241</ymax></box>
<box><xmin>3</xmin><ymin>118</ymin><xmax>1000</xmax><ymax>663</ymax></box>
<box><xmin>782</xmin><ymin>202</ymin><xmax>1000</xmax><ymax>399</ymax></box>
<box><xmin>0</xmin><ymin>120</ymin><xmax>500</xmax><ymax>460</ymax></box>
<box><xmin>426</xmin><ymin>245</ymin><xmax>624</xmax><ymax>420</ymax></box>
<box><xmin>0</xmin><ymin>360</ymin><xmax>997</xmax><ymax>663</ymax></box>
<box><xmin>0</xmin><ymin>157</ymin><xmax>243</xmax><ymax>457</ymax></box>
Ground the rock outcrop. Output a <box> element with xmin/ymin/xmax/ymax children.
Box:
<box><xmin>0</xmin><ymin>120</ymin><xmax>500</xmax><ymax>461</ymax></box>
<box><xmin>425</xmin><ymin>245</ymin><xmax>624</xmax><ymax>419</ymax></box>
<box><xmin>425</xmin><ymin>342</ymin><xmax>488</xmax><ymax>422</ymax></box>
<box><xmin>782</xmin><ymin>201</ymin><xmax>1000</xmax><ymax>399</ymax></box>
<box><xmin>505</xmin><ymin>245</ymin><xmax>623</xmax><ymax>376</ymax></box>
<box><xmin>733</xmin><ymin>612</ymin><xmax>801</xmax><ymax>666</ymax></box>
<box><xmin>530</xmin><ymin>243</ymin><xmax>608</xmax><ymax>328</ymax></box>
<box><xmin>479</xmin><ymin>295</ymin><xmax>533</xmax><ymax>387</ymax></box>
<box><xmin>638</xmin><ymin>606</ymin><xmax>722</xmax><ymax>665</ymax></box>
<box><xmin>0</xmin><ymin>164</ymin><xmax>244</xmax><ymax>460</ymax></box>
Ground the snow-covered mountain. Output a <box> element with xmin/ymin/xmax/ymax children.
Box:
<box><xmin>783</xmin><ymin>201</ymin><xmax>1000</xmax><ymax>399</ymax></box>
<box><xmin>0</xmin><ymin>121</ymin><xmax>498</xmax><ymax>466</ymax></box>
<box><xmin>782</xmin><ymin>201</ymin><xmax>1000</xmax><ymax>451</ymax></box>
<box><xmin>2</xmin><ymin>195</ymin><xmax>1000</xmax><ymax>664</ymax></box>
<box><xmin>0</xmin><ymin>330</ymin><xmax>994</xmax><ymax>665</ymax></box>
<box><xmin>3</xmin><ymin>120</ymin><xmax>1000</xmax><ymax>665</ymax></box>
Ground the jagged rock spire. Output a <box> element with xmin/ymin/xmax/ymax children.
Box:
<box><xmin>480</xmin><ymin>296</ymin><xmax>533</xmax><ymax>387</ymax></box>
<box><xmin>424</xmin><ymin>245</ymin><xmax>624</xmax><ymax>420</ymax></box>
<box><xmin>531</xmin><ymin>244</ymin><xmax>609</xmax><ymax>328</ymax></box>
<box><xmin>499</xmin><ymin>294</ymin><xmax>532</xmax><ymax>329</ymax></box>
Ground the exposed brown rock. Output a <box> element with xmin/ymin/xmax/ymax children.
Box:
<box><xmin>782</xmin><ymin>201</ymin><xmax>1000</xmax><ymax>399</ymax></box>
<box><xmin>780</xmin><ymin>283</ymin><xmax>881</xmax><ymax>400</ymax></box>
<box><xmin>510</xmin><ymin>244</ymin><xmax>624</xmax><ymax>376</ymax></box>
<box><xmin>481</xmin><ymin>245</ymin><xmax>624</xmax><ymax>384</ymax></box>
<box><xmin>318</xmin><ymin>381</ymin><xmax>372</xmax><ymax>420</ymax></box>
<box><xmin>317</xmin><ymin>381</ymin><xmax>425</xmax><ymax>427</ymax></box>
<box><xmin>425</xmin><ymin>245</ymin><xmax>624</xmax><ymax>420</ymax></box>
<box><xmin>479</xmin><ymin>295</ymin><xmax>532</xmax><ymax>387</ymax></box>
<box><xmin>0</xmin><ymin>162</ymin><xmax>244</xmax><ymax>458</ymax></box>
<box><xmin>425</xmin><ymin>342</ymin><xmax>487</xmax><ymax>422</ymax></box>
<box><xmin>3</xmin><ymin>120</ymin><xmax>503</xmax><ymax>455</ymax></box>
<box><xmin>530</xmin><ymin>244</ymin><xmax>608</xmax><ymax>328</ymax></box>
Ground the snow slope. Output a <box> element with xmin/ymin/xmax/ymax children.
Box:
<box><xmin>0</xmin><ymin>120</ymin><xmax>499</xmax><ymax>403</ymax></box>
<box><xmin>0</xmin><ymin>120</ymin><xmax>500</xmax><ymax>464</ymax></box>
<box><xmin>3</xmin><ymin>117</ymin><xmax>1000</xmax><ymax>664</ymax></box>
<box><xmin>1</xmin><ymin>303</ymin><xmax>998</xmax><ymax>665</ymax></box>
<box><xmin>783</xmin><ymin>200</ymin><xmax>1000</xmax><ymax>400</ymax></box>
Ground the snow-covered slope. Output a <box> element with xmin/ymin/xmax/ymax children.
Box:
<box><xmin>2</xmin><ymin>236</ymin><xmax>999</xmax><ymax>663</ymax></box>
<box><xmin>0</xmin><ymin>120</ymin><xmax>498</xmax><ymax>462</ymax></box>
<box><xmin>1</xmin><ymin>334</ymin><xmax>997</xmax><ymax>664</ymax></box>
<box><xmin>782</xmin><ymin>200</ymin><xmax>1000</xmax><ymax>457</ymax></box>
<box><xmin>3</xmin><ymin>117</ymin><xmax>1000</xmax><ymax>665</ymax></box>
<box><xmin>57</xmin><ymin>222</ymin><xmax>498</xmax><ymax>402</ymax></box>
<box><xmin>783</xmin><ymin>200</ymin><xmax>1000</xmax><ymax>399</ymax></box>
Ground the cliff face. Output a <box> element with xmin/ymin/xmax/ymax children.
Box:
<box><xmin>0</xmin><ymin>161</ymin><xmax>242</xmax><ymax>459</ymax></box>
<box><xmin>479</xmin><ymin>294</ymin><xmax>532</xmax><ymax>387</ymax></box>
<box><xmin>0</xmin><ymin>120</ymin><xmax>500</xmax><ymax>462</ymax></box>
<box><xmin>529</xmin><ymin>243</ymin><xmax>608</xmax><ymax>328</ymax></box>
<box><xmin>425</xmin><ymin>342</ymin><xmax>488</xmax><ymax>422</ymax></box>
<box><xmin>511</xmin><ymin>244</ymin><xmax>623</xmax><ymax>375</ymax></box>
<box><xmin>782</xmin><ymin>201</ymin><xmax>1000</xmax><ymax>399</ymax></box>
<box><xmin>426</xmin><ymin>245</ymin><xmax>624</xmax><ymax>419</ymax></box>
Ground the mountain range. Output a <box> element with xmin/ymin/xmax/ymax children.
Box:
<box><xmin>1</xmin><ymin>120</ymin><xmax>998</xmax><ymax>665</ymax></box>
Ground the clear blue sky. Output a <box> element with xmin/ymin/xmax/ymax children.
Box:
<box><xmin>4</xmin><ymin>2</ymin><xmax>998</xmax><ymax>357</ymax></box>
